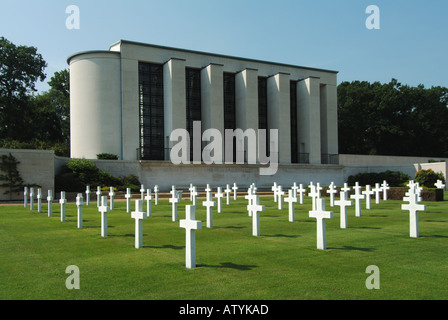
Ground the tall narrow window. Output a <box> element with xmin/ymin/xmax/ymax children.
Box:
<box><xmin>138</xmin><ymin>62</ymin><xmax>164</xmax><ymax>160</ymax></box>
<box><xmin>224</xmin><ymin>72</ymin><xmax>236</xmax><ymax>162</ymax></box>
<box><xmin>185</xmin><ymin>68</ymin><xmax>202</xmax><ymax>160</ymax></box>
<box><xmin>258</xmin><ymin>77</ymin><xmax>269</xmax><ymax>154</ymax></box>
<box><xmin>290</xmin><ymin>80</ymin><xmax>298</xmax><ymax>163</ymax></box>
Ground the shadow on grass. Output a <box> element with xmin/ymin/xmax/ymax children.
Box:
<box><xmin>197</xmin><ymin>262</ymin><xmax>258</xmax><ymax>271</ymax></box>
<box><xmin>144</xmin><ymin>244</ymin><xmax>185</xmax><ymax>250</ymax></box>
<box><xmin>263</xmin><ymin>234</ymin><xmax>300</xmax><ymax>238</ymax></box>
<box><xmin>328</xmin><ymin>245</ymin><xmax>376</xmax><ymax>252</ymax></box>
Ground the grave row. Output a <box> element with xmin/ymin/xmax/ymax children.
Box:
<box><xmin>21</xmin><ymin>179</ymin><xmax>444</xmax><ymax>268</ymax></box>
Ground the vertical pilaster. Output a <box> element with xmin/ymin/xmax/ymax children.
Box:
<box><xmin>201</xmin><ymin>63</ymin><xmax>224</xmax><ymax>162</ymax></box>
<box><xmin>235</xmin><ymin>68</ymin><xmax>259</xmax><ymax>163</ymax></box>
<box><xmin>164</xmin><ymin>58</ymin><xmax>186</xmax><ymax>159</ymax></box>
<box><xmin>297</xmin><ymin>77</ymin><xmax>321</xmax><ymax>164</ymax></box>
<box><xmin>267</xmin><ymin>72</ymin><xmax>291</xmax><ymax>164</ymax></box>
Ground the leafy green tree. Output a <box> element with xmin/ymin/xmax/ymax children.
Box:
<box><xmin>0</xmin><ymin>37</ymin><xmax>47</xmax><ymax>140</ymax></box>
<box><xmin>0</xmin><ymin>153</ymin><xmax>25</xmax><ymax>200</ymax></box>
<box><xmin>338</xmin><ymin>79</ymin><xmax>448</xmax><ymax>157</ymax></box>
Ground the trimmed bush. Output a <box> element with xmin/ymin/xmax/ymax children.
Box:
<box><xmin>415</xmin><ymin>169</ymin><xmax>445</xmax><ymax>188</ymax></box>
<box><xmin>347</xmin><ymin>170</ymin><xmax>410</xmax><ymax>187</ymax></box>
<box><xmin>97</xmin><ymin>153</ymin><xmax>119</xmax><ymax>160</ymax></box>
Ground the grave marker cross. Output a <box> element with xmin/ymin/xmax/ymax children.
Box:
<box><xmin>98</xmin><ymin>196</ymin><xmax>110</xmax><ymax>237</ymax></box>
<box><xmin>131</xmin><ymin>200</ymin><xmax>148</xmax><ymax>248</ymax></box>
<box><xmin>402</xmin><ymin>191</ymin><xmax>426</xmax><ymax>238</ymax></box>
<box><xmin>247</xmin><ymin>194</ymin><xmax>264</xmax><ymax>236</ymax></box>
<box><xmin>284</xmin><ymin>189</ymin><xmax>297</xmax><ymax>222</ymax></box>
<box><xmin>215</xmin><ymin>187</ymin><xmax>224</xmax><ymax>213</ymax></box>
<box><xmin>202</xmin><ymin>190</ymin><xmax>216</xmax><ymax>228</ymax></box>
<box><xmin>59</xmin><ymin>191</ymin><xmax>67</xmax><ymax>222</ymax></box>
<box><xmin>169</xmin><ymin>186</ymin><xmax>180</xmax><ymax>222</ymax></box>
<box><xmin>76</xmin><ymin>193</ymin><xmax>83</xmax><ymax>229</ymax></box>
<box><xmin>309</xmin><ymin>198</ymin><xmax>333</xmax><ymax>250</ymax></box>
<box><xmin>179</xmin><ymin>205</ymin><xmax>202</xmax><ymax>269</ymax></box>
<box><xmin>350</xmin><ymin>182</ymin><xmax>365</xmax><ymax>217</ymax></box>
<box><xmin>335</xmin><ymin>191</ymin><xmax>352</xmax><ymax>229</ymax></box>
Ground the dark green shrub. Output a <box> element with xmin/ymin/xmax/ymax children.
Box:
<box><xmin>55</xmin><ymin>172</ymin><xmax>85</xmax><ymax>192</ymax></box>
<box><xmin>415</xmin><ymin>169</ymin><xmax>445</xmax><ymax>188</ymax></box>
<box><xmin>347</xmin><ymin>170</ymin><xmax>411</xmax><ymax>187</ymax></box>
<box><xmin>97</xmin><ymin>153</ymin><xmax>119</xmax><ymax>160</ymax></box>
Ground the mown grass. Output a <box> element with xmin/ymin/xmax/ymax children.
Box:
<box><xmin>1</xmin><ymin>192</ymin><xmax>447</xmax><ymax>300</ymax></box>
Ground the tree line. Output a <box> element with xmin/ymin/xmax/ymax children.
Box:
<box><xmin>1</xmin><ymin>37</ymin><xmax>447</xmax><ymax>159</ymax></box>
<box><xmin>0</xmin><ymin>37</ymin><xmax>69</xmax><ymax>156</ymax></box>
<box><xmin>338</xmin><ymin>79</ymin><xmax>448</xmax><ymax>158</ymax></box>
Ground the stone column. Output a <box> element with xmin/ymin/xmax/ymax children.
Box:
<box><xmin>201</xmin><ymin>63</ymin><xmax>224</xmax><ymax>163</ymax></box>
<box><xmin>297</xmin><ymin>76</ymin><xmax>321</xmax><ymax>164</ymax></box>
<box><xmin>235</xmin><ymin>68</ymin><xmax>259</xmax><ymax>163</ymax></box>
<box><xmin>267</xmin><ymin>72</ymin><xmax>291</xmax><ymax>164</ymax></box>
<box><xmin>164</xmin><ymin>58</ymin><xmax>187</xmax><ymax>160</ymax></box>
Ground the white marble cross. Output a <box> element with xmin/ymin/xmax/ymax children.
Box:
<box><xmin>37</xmin><ymin>188</ymin><xmax>42</xmax><ymax>213</ymax></box>
<box><xmin>335</xmin><ymin>191</ymin><xmax>352</xmax><ymax>229</ymax></box>
<box><xmin>247</xmin><ymin>193</ymin><xmax>264</xmax><ymax>236</ymax></box>
<box><xmin>372</xmin><ymin>183</ymin><xmax>382</xmax><ymax>204</ymax></box>
<box><xmin>435</xmin><ymin>179</ymin><xmax>445</xmax><ymax>190</ymax></box>
<box><xmin>276</xmin><ymin>185</ymin><xmax>285</xmax><ymax>210</ymax></box>
<box><xmin>24</xmin><ymin>187</ymin><xmax>28</xmax><ymax>208</ymax></box>
<box><xmin>350</xmin><ymin>182</ymin><xmax>365</xmax><ymax>217</ymax></box>
<box><xmin>297</xmin><ymin>184</ymin><xmax>306</xmax><ymax>205</ymax></box>
<box><xmin>76</xmin><ymin>193</ymin><xmax>83</xmax><ymax>229</ymax></box>
<box><xmin>341</xmin><ymin>183</ymin><xmax>351</xmax><ymax>194</ymax></box>
<box><xmin>47</xmin><ymin>190</ymin><xmax>53</xmax><ymax>217</ymax></box>
<box><xmin>180</xmin><ymin>205</ymin><xmax>202</xmax><ymax>269</ymax></box>
<box><xmin>215</xmin><ymin>187</ymin><xmax>224</xmax><ymax>213</ymax></box>
<box><xmin>362</xmin><ymin>185</ymin><xmax>374</xmax><ymax>209</ymax></box>
<box><xmin>309</xmin><ymin>198</ymin><xmax>333</xmax><ymax>250</ymax></box>
<box><xmin>381</xmin><ymin>180</ymin><xmax>390</xmax><ymax>201</ymax></box>
<box><xmin>272</xmin><ymin>182</ymin><xmax>278</xmax><ymax>202</ymax></box>
<box><xmin>284</xmin><ymin>189</ymin><xmax>297</xmax><ymax>222</ymax></box>
<box><xmin>96</xmin><ymin>186</ymin><xmax>102</xmax><ymax>207</ymax></box>
<box><xmin>202</xmin><ymin>190</ymin><xmax>216</xmax><ymax>228</ymax></box>
<box><xmin>98</xmin><ymin>196</ymin><xmax>110</xmax><ymax>237</ymax></box>
<box><xmin>404</xmin><ymin>184</ymin><xmax>422</xmax><ymax>203</ymax></box>
<box><xmin>144</xmin><ymin>188</ymin><xmax>152</xmax><ymax>217</ymax></box>
<box><xmin>402</xmin><ymin>191</ymin><xmax>426</xmax><ymax>238</ymax></box>
<box><xmin>232</xmin><ymin>183</ymin><xmax>238</xmax><ymax>200</ymax></box>
<box><xmin>191</xmin><ymin>186</ymin><xmax>199</xmax><ymax>206</ymax></box>
<box><xmin>245</xmin><ymin>187</ymin><xmax>255</xmax><ymax>217</ymax></box>
<box><xmin>59</xmin><ymin>191</ymin><xmax>67</xmax><ymax>222</ymax></box>
<box><xmin>308</xmin><ymin>184</ymin><xmax>319</xmax><ymax>211</ymax></box>
<box><xmin>291</xmin><ymin>182</ymin><xmax>299</xmax><ymax>200</ymax></box>
<box><xmin>29</xmin><ymin>188</ymin><xmax>34</xmax><ymax>211</ymax></box>
<box><xmin>189</xmin><ymin>184</ymin><xmax>194</xmax><ymax>201</ymax></box>
<box><xmin>140</xmin><ymin>184</ymin><xmax>145</xmax><ymax>200</ymax></box>
<box><xmin>205</xmin><ymin>184</ymin><xmax>212</xmax><ymax>199</ymax></box>
<box><xmin>154</xmin><ymin>185</ymin><xmax>159</xmax><ymax>205</ymax></box>
<box><xmin>125</xmin><ymin>188</ymin><xmax>132</xmax><ymax>213</ymax></box>
<box><xmin>109</xmin><ymin>187</ymin><xmax>115</xmax><ymax>210</ymax></box>
<box><xmin>169</xmin><ymin>185</ymin><xmax>180</xmax><ymax>222</ymax></box>
<box><xmin>85</xmin><ymin>186</ymin><xmax>91</xmax><ymax>206</ymax></box>
<box><xmin>326</xmin><ymin>182</ymin><xmax>337</xmax><ymax>207</ymax></box>
<box><xmin>224</xmin><ymin>184</ymin><xmax>232</xmax><ymax>205</ymax></box>
<box><xmin>131</xmin><ymin>200</ymin><xmax>148</xmax><ymax>248</ymax></box>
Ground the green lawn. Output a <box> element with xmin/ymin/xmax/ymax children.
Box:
<box><xmin>1</xmin><ymin>192</ymin><xmax>447</xmax><ymax>300</ymax></box>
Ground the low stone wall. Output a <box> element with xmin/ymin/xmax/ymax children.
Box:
<box><xmin>0</xmin><ymin>149</ymin><xmax>55</xmax><ymax>201</ymax></box>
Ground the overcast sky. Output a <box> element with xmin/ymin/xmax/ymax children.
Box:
<box><xmin>1</xmin><ymin>0</ymin><xmax>447</xmax><ymax>92</ymax></box>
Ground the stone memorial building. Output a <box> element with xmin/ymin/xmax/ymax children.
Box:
<box><xmin>68</xmin><ymin>40</ymin><xmax>339</xmax><ymax>165</ymax></box>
